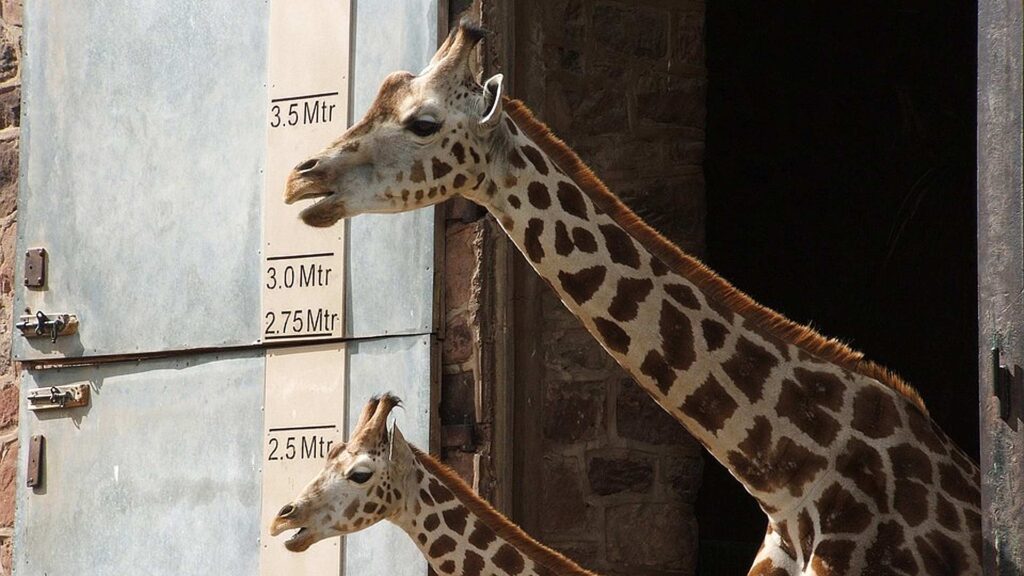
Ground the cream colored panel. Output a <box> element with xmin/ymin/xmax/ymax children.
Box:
<box><xmin>261</xmin><ymin>0</ymin><xmax>350</xmax><ymax>343</ymax></box>
<box><xmin>260</xmin><ymin>344</ymin><xmax>347</xmax><ymax>574</ymax></box>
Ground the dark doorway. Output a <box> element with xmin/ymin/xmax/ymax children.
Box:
<box><xmin>702</xmin><ymin>2</ymin><xmax>978</xmax><ymax>572</ymax></box>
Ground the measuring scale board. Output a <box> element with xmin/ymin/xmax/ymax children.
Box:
<box><xmin>260</xmin><ymin>1</ymin><xmax>351</xmax><ymax>574</ymax></box>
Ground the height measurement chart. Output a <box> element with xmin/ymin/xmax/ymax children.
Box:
<box><xmin>260</xmin><ymin>1</ymin><xmax>351</xmax><ymax>575</ymax></box>
<box><xmin>261</xmin><ymin>0</ymin><xmax>349</xmax><ymax>344</ymax></box>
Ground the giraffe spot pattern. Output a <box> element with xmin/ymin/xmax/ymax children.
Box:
<box><xmin>521</xmin><ymin>145</ymin><xmax>548</xmax><ymax>175</ymax></box>
<box><xmin>527</xmin><ymin>181</ymin><xmax>551</xmax><ymax>209</ymax></box>
<box><xmin>524</xmin><ymin>219</ymin><xmax>546</xmax><ymax>263</ymax></box>
<box><xmin>659</xmin><ymin>300</ymin><xmax>696</xmax><ymax>371</ymax></box>
<box><xmin>556</xmin><ymin>181</ymin><xmax>588</xmax><ymax>220</ymax></box>
<box><xmin>888</xmin><ymin>443</ymin><xmax>933</xmax><ymax>483</ymax></box>
<box><xmin>851</xmin><ymin>385</ymin><xmax>903</xmax><ymax>439</ymax></box>
<box><xmin>571</xmin><ymin>227</ymin><xmax>598</xmax><ymax>253</ymax></box>
<box><xmin>428</xmin><ymin>534</ymin><xmax>457</xmax><ymax>558</ymax></box>
<box><xmin>810</xmin><ymin>539</ymin><xmax>857</xmax><ymax>575</ymax></box>
<box><xmin>410</xmin><ymin>160</ymin><xmax>427</xmax><ymax>183</ymax></box>
<box><xmin>705</xmin><ymin>294</ymin><xmax>735</xmax><ymax>324</ymax></box>
<box><xmin>776</xmin><ymin>377</ymin><xmax>842</xmax><ymax>447</ymax></box>
<box><xmin>468</xmin><ymin>522</ymin><xmax>497</xmax><ymax>550</ymax></box>
<box><xmin>554</xmin><ymin>221</ymin><xmax>574</xmax><ymax>256</ymax></box>
<box><xmin>650</xmin><ymin>256</ymin><xmax>669</xmax><ymax>277</ymax></box>
<box><xmin>424</xmin><ymin>513</ymin><xmax>440</xmax><ymax>531</ymax></box>
<box><xmin>680</xmin><ymin>373</ymin><xmax>739</xmax><ymax>434</ymax></box>
<box><xmin>935</xmin><ymin>494</ymin><xmax>961</xmax><ymax>532</ymax></box>
<box><xmin>599</xmin><ymin>224</ymin><xmax>642</xmax><ymax>269</ymax></box>
<box><xmin>749</xmin><ymin>558</ymin><xmax>788</xmax><ymax>576</ymax></box>
<box><xmin>608</xmin><ymin>277</ymin><xmax>654</xmax><ymax>322</ymax></box>
<box><xmin>442</xmin><ymin>506</ymin><xmax>469</xmax><ymax>535</ymax></box>
<box><xmin>428</xmin><ymin>478</ymin><xmax>454</xmax><ymax>504</ymax></box>
<box><xmin>453</xmin><ymin>173</ymin><xmax>467</xmax><ymax>188</ymax></box>
<box><xmin>906</xmin><ymin>407</ymin><xmax>948</xmax><ymax>455</ymax></box>
<box><xmin>492</xmin><ymin>543</ymin><xmax>526</xmax><ymax>574</ymax></box>
<box><xmin>722</xmin><ymin>337</ymin><xmax>779</xmax><ymax>403</ymax></box>
<box><xmin>797</xmin><ymin>509</ymin><xmax>814</xmax><ymax>563</ymax></box>
<box><xmin>594</xmin><ymin>317</ymin><xmax>631</xmax><ymax>354</ymax></box>
<box><xmin>665</xmin><ymin>283</ymin><xmax>700</xmax><ymax>309</ymax></box>
<box><xmin>816</xmin><ymin>482</ymin><xmax>872</xmax><ymax>534</ymax></box>
<box><xmin>640</xmin><ymin>350</ymin><xmax>676</xmax><ymax>394</ymax></box>
<box><xmin>504</xmin><ymin>116</ymin><xmax>519</xmax><ymax>135</ymax></box>
<box><xmin>728</xmin><ymin>416</ymin><xmax>828</xmax><ymax>497</ymax></box>
<box><xmin>469</xmin><ymin>147</ymin><xmax>481</xmax><ymax>164</ymax></box>
<box><xmin>916</xmin><ymin>529</ymin><xmax>969</xmax><ymax>575</ymax></box>
<box><xmin>701</xmin><ymin>319</ymin><xmax>729</xmax><ymax>351</ymax></box>
<box><xmin>938</xmin><ymin>462</ymin><xmax>979</xmax><ymax>504</ymax></box>
<box><xmin>893</xmin><ymin>477</ymin><xmax>929</xmax><ymax>524</ymax></box>
<box><xmin>835</xmin><ymin>437</ymin><xmax>889</xmax><ymax>512</ymax></box>
<box><xmin>508</xmin><ymin>194</ymin><xmax>521</xmax><ymax>209</ymax></box>
<box><xmin>508</xmin><ymin>148</ymin><xmax>527</xmax><ymax>169</ymax></box>
<box><xmin>463</xmin><ymin>550</ymin><xmax>485</xmax><ymax>576</ymax></box>
<box><xmin>866</xmin><ymin>521</ymin><xmax>919</xmax><ymax>575</ymax></box>
<box><xmin>451</xmin><ymin>142</ymin><xmax>466</xmax><ymax>164</ymax></box>
<box><xmin>558</xmin><ymin>266</ymin><xmax>607</xmax><ymax>305</ymax></box>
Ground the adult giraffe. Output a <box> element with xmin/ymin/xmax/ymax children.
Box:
<box><xmin>284</xmin><ymin>20</ymin><xmax>982</xmax><ymax>575</ymax></box>
<box><xmin>273</xmin><ymin>393</ymin><xmax>599</xmax><ymax>575</ymax></box>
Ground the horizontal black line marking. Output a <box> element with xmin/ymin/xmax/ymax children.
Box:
<box><xmin>271</xmin><ymin>91</ymin><xmax>340</xmax><ymax>103</ymax></box>
<box><xmin>268</xmin><ymin>424</ymin><xmax>336</xmax><ymax>433</ymax></box>
<box><xmin>266</xmin><ymin>252</ymin><xmax>335</xmax><ymax>261</ymax></box>
<box><xmin>264</xmin><ymin>333</ymin><xmax>333</xmax><ymax>340</ymax></box>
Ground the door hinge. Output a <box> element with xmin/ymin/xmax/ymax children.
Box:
<box><xmin>26</xmin><ymin>435</ymin><xmax>43</xmax><ymax>489</ymax></box>
<box><xmin>992</xmin><ymin>347</ymin><xmax>1014</xmax><ymax>420</ymax></box>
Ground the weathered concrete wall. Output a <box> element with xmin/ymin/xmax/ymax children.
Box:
<box><xmin>0</xmin><ymin>1</ymin><xmax>20</xmax><ymax>573</ymax></box>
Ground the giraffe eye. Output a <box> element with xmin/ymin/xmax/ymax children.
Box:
<box><xmin>348</xmin><ymin>470</ymin><xmax>373</xmax><ymax>484</ymax></box>
<box><xmin>407</xmin><ymin>118</ymin><xmax>442</xmax><ymax>138</ymax></box>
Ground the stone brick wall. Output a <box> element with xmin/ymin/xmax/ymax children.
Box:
<box><xmin>509</xmin><ymin>1</ymin><xmax>708</xmax><ymax>574</ymax></box>
<box><xmin>0</xmin><ymin>1</ymin><xmax>19</xmax><ymax>573</ymax></box>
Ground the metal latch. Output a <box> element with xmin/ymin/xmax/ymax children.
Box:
<box><xmin>27</xmin><ymin>384</ymin><xmax>90</xmax><ymax>411</ymax></box>
<box><xmin>16</xmin><ymin>311</ymin><xmax>79</xmax><ymax>343</ymax></box>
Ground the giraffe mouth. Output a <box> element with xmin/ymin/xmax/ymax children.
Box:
<box><xmin>283</xmin><ymin>527</ymin><xmax>315</xmax><ymax>552</ymax></box>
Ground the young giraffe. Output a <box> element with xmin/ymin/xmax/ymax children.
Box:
<box><xmin>272</xmin><ymin>393</ymin><xmax>598</xmax><ymax>576</ymax></box>
<box><xmin>284</xmin><ymin>21</ymin><xmax>982</xmax><ymax>575</ymax></box>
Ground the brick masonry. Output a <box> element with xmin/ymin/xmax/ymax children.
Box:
<box><xmin>0</xmin><ymin>1</ymin><xmax>19</xmax><ymax>573</ymax></box>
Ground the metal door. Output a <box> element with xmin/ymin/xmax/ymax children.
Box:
<box><xmin>12</xmin><ymin>1</ymin><xmax>440</xmax><ymax>575</ymax></box>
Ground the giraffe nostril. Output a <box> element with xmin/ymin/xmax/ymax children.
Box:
<box><xmin>296</xmin><ymin>159</ymin><xmax>319</xmax><ymax>173</ymax></box>
<box><xmin>278</xmin><ymin>504</ymin><xmax>296</xmax><ymax>518</ymax></box>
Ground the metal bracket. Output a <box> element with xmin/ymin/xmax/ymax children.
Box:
<box><xmin>993</xmin><ymin>347</ymin><xmax>1014</xmax><ymax>420</ymax></box>
<box><xmin>23</xmin><ymin>248</ymin><xmax>46</xmax><ymax>289</ymax></box>
<box><xmin>16</xmin><ymin>312</ymin><xmax>79</xmax><ymax>343</ymax></box>
<box><xmin>27</xmin><ymin>383</ymin><xmax>90</xmax><ymax>411</ymax></box>
<box><xmin>26</xmin><ymin>435</ymin><xmax>43</xmax><ymax>488</ymax></box>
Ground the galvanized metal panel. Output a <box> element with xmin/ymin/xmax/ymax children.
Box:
<box><xmin>346</xmin><ymin>0</ymin><xmax>439</xmax><ymax>339</ymax></box>
<box><xmin>14</xmin><ymin>352</ymin><xmax>266</xmax><ymax>576</ymax></box>
<box><xmin>344</xmin><ymin>334</ymin><xmax>432</xmax><ymax>576</ymax></box>
<box><xmin>978</xmin><ymin>0</ymin><xmax>1024</xmax><ymax>571</ymax></box>
<box><xmin>14</xmin><ymin>1</ymin><xmax>269</xmax><ymax>360</ymax></box>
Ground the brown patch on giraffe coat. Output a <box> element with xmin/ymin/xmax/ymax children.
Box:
<box><xmin>665</xmin><ymin>283</ymin><xmax>701</xmax><ymax>310</ymax></box>
<box><xmin>428</xmin><ymin>477</ymin><xmax>455</xmax><ymax>504</ymax></box>
<box><xmin>508</xmin><ymin>194</ymin><xmax>521</xmax><ymax>209</ymax></box>
<box><xmin>851</xmin><ymin>385</ymin><xmax>903</xmax><ymax>439</ymax></box>
<box><xmin>835</xmin><ymin>437</ymin><xmax>889</xmax><ymax>512</ymax></box>
<box><xmin>594</xmin><ymin>317</ymin><xmax>631</xmax><ymax>354</ymax></box>
<box><xmin>935</xmin><ymin>494</ymin><xmax>961</xmax><ymax>532</ymax></box>
<box><xmin>727</xmin><ymin>416</ymin><xmax>828</xmax><ymax>497</ymax></box>
<box><xmin>493</xmin><ymin>543</ymin><xmax>526</xmax><ymax>574</ymax></box>
<box><xmin>469</xmin><ymin>146</ymin><xmax>480</xmax><ymax>164</ymax></box>
<box><xmin>343</xmin><ymin>499</ymin><xmax>360</xmax><ymax>519</ymax></box>
<box><xmin>451</xmin><ymin>142</ymin><xmax>466</xmax><ymax>164</ymax></box>
<box><xmin>701</xmin><ymin>319</ymin><xmax>728</xmax><ymax>351</ymax></box>
<box><xmin>440</xmin><ymin>560</ymin><xmax>455</xmax><ymax>573</ymax></box>
<box><xmin>774</xmin><ymin>520</ymin><xmax>797</xmax><ymax>560</ymax></box>
<box><xmin>558</xmin><ymin>266</ymin><xmax>607</xmax><ymax>305</ymax></box>
<box><xmin>892</xmin><ymin>479</ymin><xmax>928</xmax><ymax>526</ymax></box>
<box><xmin>650</xmin><ymin>256</ymin><xmax>669</xmax><ymax>277</ymax></box>
<box><xmin>776</xmin><ymin>377</ymin><xmax>842</xmax><ymax>447</ymax></box>
<box><xmin>722</xmin><ymin>337</ymin><xmax>779</xmax><ymax>403</ymax></box>
<box><xmin>363</xmin><ymin>502</ymin><xmax>378</xmax><ymax>514</ymax></box>
<box><xmin>680</xmin><ymin>373</ymin><xmax>739</xmax><ymax>434</ymax></box>
<box><xmin>505</xmin><ymin>116</ymin><xmax>519</xmax><ymax>135</ymax></box>
<box><xmin>453</xmin><ymin>173</ymin><xmax>467</xmax><ymax>188</ymax></box>
<box><xmin>640</xmin><ymin>350</ymin><xmax>676</xmax><ymax>394</ymax></box>
<box><xmin>811</xmin><ymin>539</ymin><xmax>856</xmax><ymax>575</ymax></box>
<box><xmin>599</xmin><ymin>224</ymin><xmax>642</xmax><ymax>269</ymax></box>
<box><xmin>468</xmin><ymin>522</ymin><xmax>496</xmax><ymax>550</ymax></box>
<box><xmin>659</xmin><ymin>300</ymin><xmax>696</xmax><ymax>371</ymax></box>
<box><xmin>964</xmin><ymin>508</ymin><xmax>983</xmax><ymax>560</ymax></box>
<box><xmin>524</xmin><ymin>219</ymin><xmax>546</xmax><ymax>263</ymax></box>
<box><xmin>916</xmin><ymin>529</ymin><xmax>970</xmax><ymax>575</ymax></box>
<box><xmin>950</xmin><ymin>445</ymin><xmax>976</xmax><ymax>477</ymax></box>
<box><xmin>521</xmin><ymin>145</ymin><xmax>549</xmax><ymax>175</ymax></box>
<box><xmin>938</xmin><ymin>462</ymin><xmax>980</xmax><ymax>504</ymax></box>
<box><xmin>442</xmin><ymin>506</ymin><xmax>470</xmax><ymax>535</ymax></box>
<box><xmin>797</xmin><ymin>509</ymin><xmax>814</xmax><ymax>563</ymax></box>
<box><xmin>888</xmin><ymin>443</ymin><xmax>933</xmax><ymax>483</ymax></box>
<box><xmin>556</xmin><ymin>181</ymin><xmax>588</xmax><ymax>220</ymax></box>
<box><xmin>816</xmin><ymin>482</ymin><xmax>873</xmax><ymax>534</ymax></box>
<box><xmin>749</xmin><ymin>558</ymin><xmax>788</xmax><ymax>576</ymax></box>
<box><xmin>906</xmin><ymin>402</ymin><xmax>948</xmax><ymax>455</ymax></box>
<box><xmin>463</xmin><ymin>550</ymin><xmax>485</xmax><ymax>576</ymax></box>
<box><xmin>571</xmin><ymin>227</ymin><xmax>598</xmax><ymax>253</ymax></box>
<box><xmin>410</xmin><ymin>160</ymin><xmax>427</xmax><ymax>183</ymax></box>
<box><xmin>429</xmin><ymin>534</ymin><xmax>457</xmax><ymax>558</ymax></box>
<box><xmin>554</xmin><ymin>221</ymin><xmax>574</xmax><ymax>256</ymax></box>
<box><xmin>423</xmin><ymin>513</ymin><xmax>440</xmax><ymax>531</ymax></box>
<box><xmin>527</xmin><ymin>181</ymin><xmax>551</xmax><ymax>209</ymax></box>
<box><xmin>507</xmin><ymin>147</ymin><xmax>526</xmax><ymax>169</ymax></box>
<box><xmin>608</xmin><ymin>277</ymin><xmax>654</xmax><ymax>322</ymax></box>
<box><xmin>864</xmin><ymin>521</ymin><xmax>918</xmax><ymax>575</ymax></box>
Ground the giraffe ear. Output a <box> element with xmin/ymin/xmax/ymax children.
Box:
<box><xmin>480</xmin><ymin>73</ymin><xmax>504</xmax><ymax>130</ymax></box>
<box><xmin>388</xmin><ymin>424</ymin><xmax>414</xmax><ymax>463</ymax></box>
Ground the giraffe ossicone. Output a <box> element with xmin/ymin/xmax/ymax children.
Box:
<box><xmin>272</xmin><ymin>393</ymin><xmax>598</xmax><ymax>576</ymax></box>
<box><xmin>284</xmin><ymin>18</ymin><xmax>982</xmax><ymax>575</ymax></box>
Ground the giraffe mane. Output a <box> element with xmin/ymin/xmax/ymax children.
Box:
<box><xmin>411</xmin><ymin>447</ymin><xmax>599</xmax><ymax>576</ymax></box>
<box><xmin>503</xmin><ymin>98</ymin><xmax>929</xmax><ymax>415</ymax></box>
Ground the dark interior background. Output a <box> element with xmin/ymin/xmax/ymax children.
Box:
<box><xmin>701</xmin><ymin>1</ymin><xmax>978</xmax><ymax>572</ymax></box>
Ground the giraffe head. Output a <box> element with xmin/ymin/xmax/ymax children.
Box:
<box><xmin>284</xmin><ymin>19</ymin><xmax>508</xmax><ymax>227</ymax></box>
<box><xmin>269</xmin><ymin>394</ymin><xmax>415</xmax><ymax>552</ymax></box>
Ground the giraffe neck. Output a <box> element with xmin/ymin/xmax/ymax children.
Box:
<box><xmin>393</xmin><ymin>449</ymin><xmax>596</xmax><ymax>576</ymax></box>
<box><xmin>468</xmin><ymin>102</ymin><xmax>938</xmax><ymax>518</ymax></box>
